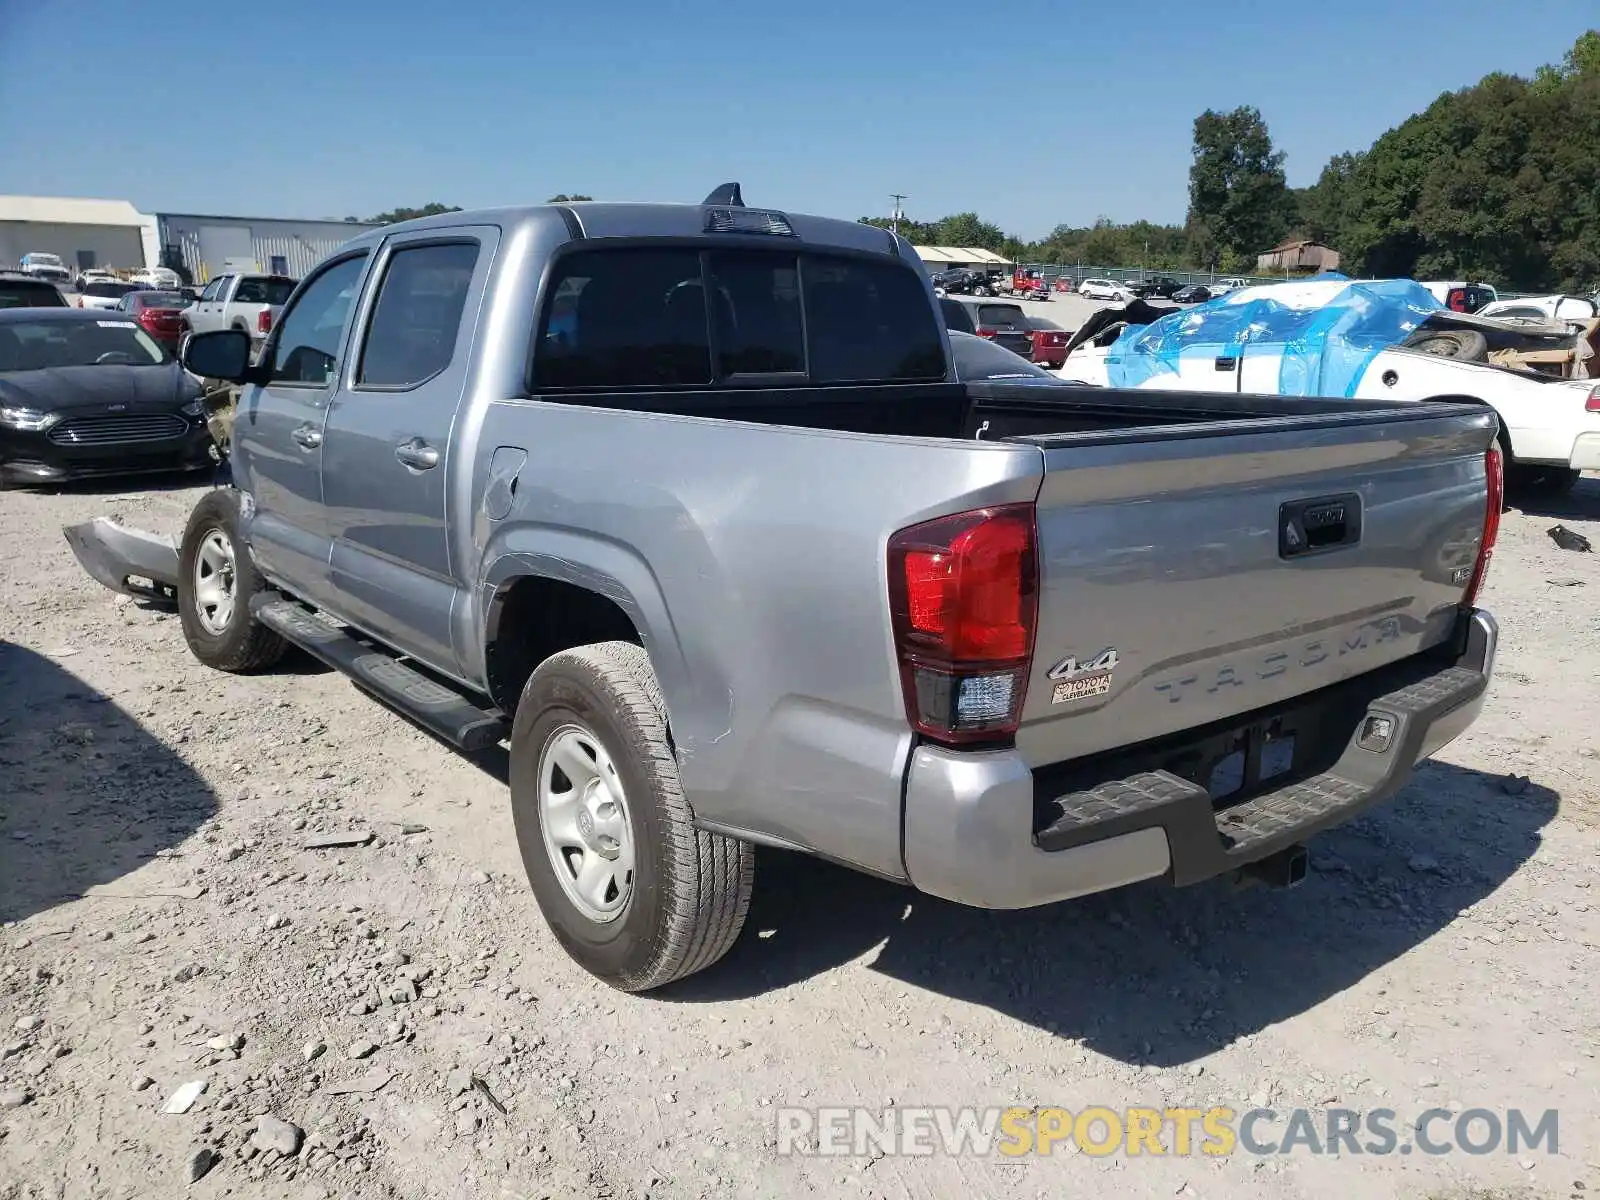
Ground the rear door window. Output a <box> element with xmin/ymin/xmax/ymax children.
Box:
<box><xmin>356</xmin><ymin>242</ymin><xmax>480</xmax><ymax>388</ymax></box>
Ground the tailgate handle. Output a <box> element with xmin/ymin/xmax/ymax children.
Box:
<box><xmin>1279</xmin><ymin>494</ymin><xmax>1361</xmax><ymax>559</ymax></box>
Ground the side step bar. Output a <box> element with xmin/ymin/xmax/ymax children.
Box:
<box><xmin>252</xmin><ymin>597</ymin><xmax>507</xmax><ymax>752</ymax></box>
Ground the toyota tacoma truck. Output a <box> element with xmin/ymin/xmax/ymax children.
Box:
<box><xmin>67</xmin><ymin>185</ymin><xmax>1502</xmax><ymax>993</ymax></box>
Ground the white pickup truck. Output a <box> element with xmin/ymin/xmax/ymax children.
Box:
<box><xmin>180</xmin><ymin>272</ymin><xmax>297</xmax><ymax>356</ymax></box>
<box><xmin>1062</xmin><ymin>279</ymin><xmax>1600</xmax><ymax>496</ymax></box>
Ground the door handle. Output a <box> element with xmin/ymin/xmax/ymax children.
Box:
<box><xmin>395</xmin><ymin>437</ymin><xmax>439</xmax><ymax>470</ymax></box>
<box><xmin>291</xmin><ymin>424</ymin><xmax>322</xmax><ymax>450</ymax></box>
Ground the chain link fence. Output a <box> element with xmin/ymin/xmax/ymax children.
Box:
<box><xmin>1018</xmin><ymin>264</ymin><xmax>1284</xmax><ymax>289</ymax></box>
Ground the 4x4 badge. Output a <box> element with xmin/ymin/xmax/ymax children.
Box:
<box><xmin>1047</xmin><ymin>648</ymin><xmax>1119</xmax><ymax>704</ymax></box>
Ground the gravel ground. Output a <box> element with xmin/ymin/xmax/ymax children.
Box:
<box><xmin>1</xmin><ymin>470</ymin><xmax>1597</xmax><ymax>1200</ymax></box>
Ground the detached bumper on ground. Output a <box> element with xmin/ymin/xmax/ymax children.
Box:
<box><xmin>62</xmin><ymin>517</ymin><xmax>182</xmax><ymax>603</ymax></box>
<box><xmin>904</xmin><ymin>608</ymin><xmax>1498</xmax><ymax>909</ymax></box>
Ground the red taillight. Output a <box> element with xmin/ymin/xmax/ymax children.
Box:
<box><xmin>1464</xmin><ymin>446</ymin><xmax>1503</xmax><ymax>606</ymax></box>
<box><xmin>888</xmin><ymin>504</ymin><xmax>1038</xmax><ymax>745</ymax></box>
<box><xmin>257</xmin><ymin>309</ymin><xmax>272</xmax><ymax>334</ymax></box>
<box><xmin>1586</xmin><ymin>385</ymin><xmax>1600</xmax><ymax>414</ymax></box>
<box><xmin>975</xmin><ymin>326</ymin><xmax>998</xmax><ymax>338</ymax></box>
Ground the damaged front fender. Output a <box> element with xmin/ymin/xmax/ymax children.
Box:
<box><xmin>62</xmin><ymin>517</ymin><xmax>182</xmax><ymax>606</ymax></box>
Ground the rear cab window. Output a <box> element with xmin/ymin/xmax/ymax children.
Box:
<box><xmin>975</xmin><ymin>304</ymin><xmax>1028</xmax><ymax>331</ymax></box>
<box><xmin>234</xmin><ymin>276</ymin><xmax>297</xmax><ymax>305</ymax></box>
<box><xmin>0</xmin><ymin>280</ymin><xmax>67</xmax><ymax>309</ymax></box>
<box><xmin>532</xmin><ymin>245</ymin><xmax>945</xmax><ymax>391</ymax></box>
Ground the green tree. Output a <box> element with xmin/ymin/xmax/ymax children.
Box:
<box><xmin>1293</xmin><ymin>152</ymin><xmax>1362</xmax><ymax>247</ymax></box>
<box><xmin>1186</xmin><ymin>106</ymin><xmax>1293</xmax><ymax>262</ymax></box>
<box><xmin>1315</xmin><ymin>30</ymin><xmax>1600</xmax><ymax>290</ymax></box>
<box><xmin>546</xmin><ymin>194</ymin><xmax>594</xmax><ymax>202</ymax></box>
<box><xmin>366</xmin><ymin>203</ymin><xmax>462</xmax><ymax>224</ymax></box>
<box><xmin>929</xmin><ymin>211</ymin><xmax>1009</xmax><ymax>251</ymax></box>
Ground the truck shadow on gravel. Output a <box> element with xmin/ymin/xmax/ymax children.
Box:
<box><xmin>671</xmin><ymin>760</ymin><xmax>1557</xmax><ymax>1064</ymax></box>
<box><xmin>1507</xmin><ymin>473</ymin><xmax>1600</xmax><ymax>520</ymax></box>
<box><xmin>0</xmin><ymin>640</ymin><xmax>216</xmax><ymax>925</ymax></box>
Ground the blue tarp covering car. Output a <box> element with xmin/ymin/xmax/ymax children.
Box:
<box><xmin>1105</xmin><ymin>274</ymin><xmax>1445</xmax><ymax>398</ymax></box>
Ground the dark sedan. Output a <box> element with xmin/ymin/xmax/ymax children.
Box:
<box><xmin>942</xmin><ymin>297</ymin><xmax>1035</xmax><ymax>359</ymax></box>
<box><xmin>0</xmin><ymin>309</ymin><xmax>211</xmax><ymax>487</ymax></box>
<box><xmin>1131</xmin><ymin>276</ymin><xmax>1183</xmax><ymax>299</ymax></box>
<box><xmin>1173</xmin><ymin>284</ymin><xmax>1214</xmax><ymax>303</ymax></box>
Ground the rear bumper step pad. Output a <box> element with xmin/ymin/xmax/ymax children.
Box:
<box><xmin>1034</xmin><ymin>661</ymin><xmax>1488</xmax><ymax>886</ymax></box>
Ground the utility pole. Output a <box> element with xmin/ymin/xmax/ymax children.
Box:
<box><xmin>890</xmin><ymin>193</ymin><xmax>907</xmax><ymax>236</ymax></box>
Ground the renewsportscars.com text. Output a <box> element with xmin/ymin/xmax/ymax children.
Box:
<box><xmin>775</xmin><ymin>1105</ymin><xmax>1560</xmax><ymax>1159</ymax></box>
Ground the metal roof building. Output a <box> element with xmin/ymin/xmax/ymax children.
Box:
<box><xmin>153</xmin><ymin>212</ymin><xmax>383</xmax><ymax>283</ymax></box>
<box><xmin>0</xmin><ymin>195</ymin><xmax>159</xmax><ymax>275</ymax></box>
<box><xmin>913</xmin><ymin>246</ymin><xmax>1015</xmax><ymax>269</ymax></box>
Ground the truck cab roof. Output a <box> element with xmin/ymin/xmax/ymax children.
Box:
<box><xmin>347</xmin><ymin>200</ymin><xmax>910</xmax><ymax>260</ymax></box>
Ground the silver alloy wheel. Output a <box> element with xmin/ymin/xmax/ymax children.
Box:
<box><xmin>192</xmin><ymin>528</ymin><xmax>237</xmax><ymax>635</ymax></box>
<box><xmin>538</xmin><ymin>723</ymin><xmax>636</xmax><ymax>923</ymax></box>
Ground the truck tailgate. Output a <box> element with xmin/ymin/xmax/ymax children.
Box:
<box><xmin>1011</xmin><ymin>403</ymin><xmax>1497</xmax><ymax>769</ymax></box>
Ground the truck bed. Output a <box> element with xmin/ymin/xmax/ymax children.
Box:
<box><xmin>544</xmin><ymin>379</ymin><xmax>1460</xmax><ymax>442</ymax></box>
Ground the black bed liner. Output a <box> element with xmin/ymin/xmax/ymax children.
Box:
<box><xmin>534</xmin><ymin>378</ymin><xmax>1486</xmax><ymax>444</ymax></box>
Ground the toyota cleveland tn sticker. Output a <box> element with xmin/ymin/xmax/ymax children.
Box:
<box><xmin>1048</xmin><ymin>648</ymin><xmax>1119</xmax><ymax>704</ymax></box>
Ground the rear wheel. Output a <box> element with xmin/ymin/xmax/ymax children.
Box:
<box><xmin>177</xmin><ymin>489</ymin><xmax>287</xmax><ymax>672</ymax></box>
<box><xmin>509</xmin><ymin>641</ymin><xmax>754</xmax><ymax>992</ymax></box>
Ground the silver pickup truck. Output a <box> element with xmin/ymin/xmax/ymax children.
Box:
<box><xmin>72</xmin><ymin>185</ymin><xmax>1502</xmax><ymax>992</ymax></box>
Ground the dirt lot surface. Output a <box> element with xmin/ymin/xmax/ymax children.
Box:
<box><xmin>2</xmin><ymin>472</ymin><xmax>1598</xmax><ymax>1200</ymax></box>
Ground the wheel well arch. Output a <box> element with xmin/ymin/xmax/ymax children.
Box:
<box><xmin>1418</xmin><ymin>393</ymin><xmax>1512</xmax><ymax>459</ymax></box>
<box><xmin>483</xmin><ymin>574</ymin><xmax>643</xmax><ymax>714</ymax></box>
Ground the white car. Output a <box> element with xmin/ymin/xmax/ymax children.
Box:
<box><xmin>130</xmin><ymin>266</ymin><xmax>183</xmax><ymax>291</ymax></box>
<box><xmin>1078</xmin><ymin>278</ymin><xmax>1133</xmax><ymax>302</ymax></box>
<box><xmin>1062</xmin><ymin>278</ymin><xmax>1600</xmax><ymax>496</ymax></box>
<box><xmin>75</xmin><ymin>281</ymin><xmax>145</xmax><ymax>310</ymax></box>
<box><xmin>1477</xmin><ymin>294</ymin><xmax>1598</xmax><ymax>327</ymax></box>
<box><xmin>18</xmin><ymin>252</ymin><xmax>72</xmax><ymax>286</ymax></box>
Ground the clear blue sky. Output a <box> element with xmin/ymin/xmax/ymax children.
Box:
<box><xmin>1</xmin><ymin>0</ymin><xmax>1592</xmax><ymax>240</ymax></box>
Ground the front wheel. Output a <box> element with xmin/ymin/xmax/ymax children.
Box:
<box><xmin>509</xmin><ymin>641</ymin><xmax>754</xmax><ymax>992</ymax></box>
<box><xmin>177</xmin><ymin>489</ymin><xmax>288</xmax><ymax>672</ymax></box>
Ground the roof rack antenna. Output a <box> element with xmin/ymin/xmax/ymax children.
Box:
<box><xmin>702</xmin><ymin>183</ymin><xmax>744</xmax><ymax>207</ymax></box>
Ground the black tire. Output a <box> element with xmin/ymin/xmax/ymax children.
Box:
<box><xmin>177</xmin><ymin>489</ymin><xmax>288</xmax><ymax>672</ymax></box>
<box><xmin>509</xmin><ymin>640</ymin><xmax>753</xmax><ymax>992</ymax></box>
<box><xmin>1406</xmin><ymin>328</ymin><xmax>1489</xmax><ymax>361</ymax></box>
